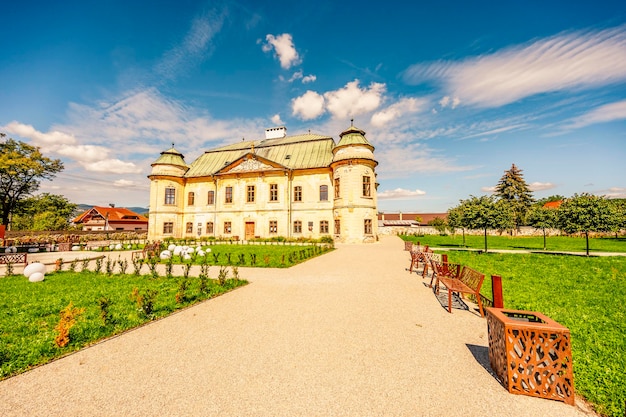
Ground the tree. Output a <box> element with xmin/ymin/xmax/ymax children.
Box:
<box><xmin>0</xmin><ymin>134</ymin><xmax>64</xmax><ymax>229</ymax></box>
<box><xmin>11</xmin><ymin>193</ymin><xmax>77</xmax><ymax>231</ymax></box>
<box><xmin>494</xmin><ymin>164</ymin><xmax>534</xmax><ymax>231</ymax></box>
<box><xmin>557</xmin><ymin>193</ymin><xmax>619</xmax><ymax>256</ymax></box>
<box><xmin>446</xmin><ymin>206</ymin><xmax>466</xmax><ymax>246</ymax></box>
<box><xmin>456</xmin><ymin>195</ymin><xmax>513</xmax><ymax>252</ymax></box>
<box><xmin>527</xmin><ymin>203</ymin><xmax>558</xmax><ymax>250</ymax></box>
<box><xmin>427</xmin><ymin>217</ymin><xmax>447</xmax><ymax>235</ymax></box>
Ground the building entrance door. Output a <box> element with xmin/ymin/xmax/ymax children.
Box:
<box><xmin>245</xmin><ymin>222</ymin><xmax>255</xmax><ymax>240</ymax></box>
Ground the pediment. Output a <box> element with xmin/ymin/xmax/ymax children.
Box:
<box><xmin>217</xmin><ymin>153</ymin><xmax>286</xmax><ymax>175</ymax></box>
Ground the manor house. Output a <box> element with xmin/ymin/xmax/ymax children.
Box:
<box><xmin>147</xmin><ymin>124</ymin><xmax>378</xmax><ymax>243</ymax></box>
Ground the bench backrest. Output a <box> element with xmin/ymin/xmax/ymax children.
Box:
<box><xmin>458</xmin><ymin>266</ymin><xmax>485</xmax><ymax>292</ymax></box>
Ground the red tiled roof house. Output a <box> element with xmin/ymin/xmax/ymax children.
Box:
<box><xmin>73</xmin><ymin>207</ymin><xmax>148</xmax><ymax>232</ymax></box>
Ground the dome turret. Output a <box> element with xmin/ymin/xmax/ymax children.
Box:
<box><xmin>150</xmin><ymin>145</ymin><xmax>189</xmax><ymax>177</ymax></box>
<box><xmin>332</xmin><ymin>123</ymin><xmax>376</xmax><ymax>165</ymax></box>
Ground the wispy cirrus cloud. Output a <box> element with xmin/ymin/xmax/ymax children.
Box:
<box><xmin>154</xmin><ymin>10</ymin><xmax>225</xmax><ymax>81</ymax></box>
<box><xmin>564</xmin><ymin>99</ymin><xmax>626</xmax><ymax>130</ymax></box>
<box><xmin>403</xmin><ymin>24</ymin><xmax>626</xmax><ymax>108</ymax></box>
<box><xmin>378</xmin><ymin>188</ymin><xmax>427</xmax><ymax>200</ymax></box>
<box><xmin>371</xmin><ymin>97</ymin><xmax>427</xmax><ymax>127</ymax></box>
<box><xmin>529</xmin><ymin>182</ymin><xmax>556</xmax><ymax>191</ymax></box>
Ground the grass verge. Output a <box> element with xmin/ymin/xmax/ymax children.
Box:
<box><xmin>0</xmin><ymin>270</ymin><xmax>247</xmax><ymax>379</ymax></box>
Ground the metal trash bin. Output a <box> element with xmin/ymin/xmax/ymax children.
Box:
<box><xmin>486</xmin><ymin>308</ymin><xmax>575</xmax><ymax>405</ymax></box>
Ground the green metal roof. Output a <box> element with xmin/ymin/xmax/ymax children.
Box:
<box><xmin>335</xmin><ymin>125</ymin><xmax>374</xmax><ymax>150</ymax></box>
<box><xmin>185</xmin><ymin>133</ymin><xmax>336</xmax><ymax>177</ymax></box>
<box><xmin>151</xmin><ymin>147</ymin><xmax>189</xmax><ymax>168</ymax></box>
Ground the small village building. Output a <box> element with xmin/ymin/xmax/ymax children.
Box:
<box><xmin>147</xmin><ymin>124</ymin><xmax>379</xmax><ymax>243</ymax></box>
<box><xmin>73</xmin><ymin>206</ymin><xmax>148</xmax><ymax>231</ymax></box>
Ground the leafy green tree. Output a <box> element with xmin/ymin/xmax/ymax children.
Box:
<box><xmin>557</xmin><ymin>193</ymin><xmax>620</xmax><ymax>256</ymax></box>
<box><xmin>456</xmin><ymin>195</ymin><xmax>513</xmax><ymax>252</ymax></box>
<box><xmin>527</xmin><ymin>204</ymin><xmax>559</xmax><ymax>250</ymax></box>
<box><xmin>494</xmin><ymin>164</ymin><xmax>534</xmax><ymax>230</ymax></box>
<box><xmin>11</xmin><ymin>193</ymin><xmax>77</xmax><ymax>231</ymax></box>
<box><xmin>0</xmin><ymin>134</ymin><xmax>64</xmax><ymax>229</ymax></box>
<box><xmin>446</xmin><ymin>206</ymin><xmax>466</xmax><ymax>246</ymax></box>
<box><xmin>427</xmin><ymin>217</ymin><xmax>447</xmax><ymax>235</ymax></box>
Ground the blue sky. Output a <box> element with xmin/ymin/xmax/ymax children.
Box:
<box><xmin>1</xmin><ymin>0</ymin><xmax>625</xmax><ymax>212</ymax></box>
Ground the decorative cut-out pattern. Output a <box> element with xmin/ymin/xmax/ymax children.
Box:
<box><xmin>487</xmin><ymin>308</ymin><xmax>575</xmax><ymax>405</ymax></box>
<box><xmin>230</xmin><ymin>159</ymin><xmax>273</xmax><ymax>172</ymax></box>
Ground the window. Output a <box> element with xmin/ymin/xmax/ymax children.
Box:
<box><xmin>294</xmin><ymin>186</ymin><xmax>302</xmax><ymax>202</ymax></box>
<box><xmin>319</xmin><ymin>185</ymin><xmax>328</xmax><ymax>201</ymax></box>
<box><xmin>363</xmin><ymin>176</ymin><xmax>371</xmax><ymax>197</ymax></box>
<box><xmin>334</xmin><ymin>178</ymin><xmax>340</xmax><ymax>198</ymax></box>
<box><xmin>207</xmin><ymin>191</ymin><xmax>215</xmax><ymax>205</ymax></box>
<box><xmin>269</xmin><ymin>220</ymin><xmax>277</xmax><ymax>234</ymax></box>
<box><xmin>186</xmin><ymin>222</ymin><xmax>193</xmax><ymax>233</ymax></box>
<box><xmin>320</xmin><ymin>220</ymin><xmax>329</xmax><ymax>234</ymax></box>
<box><xmin>293</xmin><ymin>220</ymin><xmax>302</xmax><ymax>233</ymax></box>
<box><xmin>224</xmin><ymin>221</ymin><xmax>232</xmax><ymax>234</ymax></box>
<box><xmin>225</xmin><ymin>186</ymin><xmax>233</xmax><ymax>203</ymax></box>
<box><xmin>163</xmin><ymin>222</ymin><xmax>173</xmax><ymax>234</ymax></box>
<box><xmin>364</xmin><ymin>219</ymin><xmax>372</xmax><ymax>235</ymax></box>
<box><xmin>270</xmin><ymin>184</ymin><xmax>278</xmax><ymax>201</ymax></box>
<box><xmin>165</xmin><ymin>187</ymin><xmax>175</xmax><ymax>205</ymax></box>
<box><xmin>334</xmin><ymin>219</ymin><xmax>341</xmax><ymax>234</ymax></box>
<box><xmin>188</xmin><ymin>192</ymin><xmax>195</xmax><ymax>205</ymax></box>
<box><xmin>206</xmin><ymin>222</ymin><xmax>214</xmax><ymax>234</ymax></box>
<box><xmin>247</xmin><ymin>185</ymin><xmax>255</xmax><ymax>203</ymax></box>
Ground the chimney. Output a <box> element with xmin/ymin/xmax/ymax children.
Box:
<box><xmin>265</xmin><ymin>126</ymin><xmax>287</xmax><ymax>139</ymax></box>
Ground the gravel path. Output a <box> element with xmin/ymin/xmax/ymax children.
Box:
<box><xmin>0</xmin><ymin>236</ymin><xmax>595</xmax><ymax>416</ymax></box>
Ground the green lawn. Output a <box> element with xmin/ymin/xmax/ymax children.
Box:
<box><xmin>413</xmin><ymin>242</ymin><xmax>625</xmax><ymax>417</ymax></box>
<box><xmin>405</xmin><ymin>233</ymin><xmax>626</xmax><ymax>253</ymax></box>
<box><xmin>0</xmin><ymin>270</ymin><xmax>247</xmax><ymax>379</ymax></box>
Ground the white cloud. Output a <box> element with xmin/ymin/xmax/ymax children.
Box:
<box><xmin>262</xmin><ymin>33</ymin><xmax>301</xmax><ymax>69</ymax></box>
<box><xmin>403</xmin><ymin>24</ymin><xmax>626</xmax><ymax>107</ymax></box>
<box><xmin>481</xmin><ymin>186</ymin><xmax>497</xmax><ymax>192</ymax></box>
<box><xmin>378</xmin><ymin>188</ymin><xmax>426</xmax><ymax>200</ymax></box>
<box><xmin>291</xmin><ymin>90</ymin><xmax>325</xmax><ymax>120</ymax></box>
<box><xmin>56</xmin><ymin>144</ymin><xmax>112</xmax><ymax>163</ymax></box>
<box><xmin>529</xmin><ymin>182</ymin><xmax>556</xmax><ymax>191</ymax></box>
<box><xmin>3</xmin><ymin>121</ymin><xmax>75</xmax><ymax>148</ymax></box>
<box><xmin>324</xmin><ymin>80</ymin><xmax>386</xmax><ymax>119</ymax></box>
<box><xmin>566</xmin><ymin>99</ymin><xmax>626</xmax><ymax>129</ymax></box>
<box><xmin>302</xmin><ymin>74</ymin><xmax>316</xmax><ymax>84</ymax></box>
<box><xmin>604</xmin><ymin>187</ymin><xmax>626</xmax><ymax>198</ymax></box>
<box><xmin>371</xmin><ymin>97</ymin><xmax>426</xmax><ymax>127</ymax></box>
<box><xmin>82</xmin><ymin>159</ymin><xmax>142</xmax><ymax>174</ymax></box>
<box><xmin>271</xmin><ymin>114</ymin><xmax>283</xmax><ymax>125</ymax></box>
<box><xmin>288</xmin><ymin>70</ymin><xmax>303</xmax><ymax>82</ymax></box>
<box><xmin>114</xmin><ymin>179</ymin><xmax>136</xmax><ymax>187</ymax></box>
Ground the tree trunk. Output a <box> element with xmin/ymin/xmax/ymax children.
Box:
<box><xmin>543</xmin><ymin>228</ymin><xmax>547</xmax><ymax>251</ymax></box>
<box><xmin>484</xmin><ymin>228</ymin><xmax>488</xmax><ymax>253</ymax></box>
<box><xmin>585</xmin><ymin>231</ymin><xmax>589</xmax><ymax>256</ymax></box>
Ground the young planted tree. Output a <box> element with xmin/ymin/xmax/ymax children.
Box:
<box><xmin>557</xmin><ymin>193</ymin><xmax>620</xmax><ymax>256</ymax></box>
<box><xmin>456</xmin><ymin>195</ymin><xmax>513</xmax><ymax>252</ymax></box>
<box><xmin>446</xmin><ymin>206</ymin><xmax>466</xmax><ymax>246</ymax></box>
<box><xmin>494</xmin><ymin>164</ymin><xmax>534</xmax><ymax>231</ymax></box>
<box><xmin>0</xmin><ymin>134</ymin><xmax>64</xmax><ymax>229</ymax></box>
<box><xmin>11</xmin><ymin>193</ymin><xmax>77</xmax><ymax>231</ymax></box>
<box><xmin>527</xmin><ymin>203</ymin><xmax>559</xmax><ymax>250</ymax></box>
<box><xmin>427</xmin><ymin>217</ymin><xmax>447</xmax><ymax>235</ymax></box>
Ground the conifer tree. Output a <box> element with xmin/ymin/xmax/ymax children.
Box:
<box><xmin>494</xmin><ymin>164</ymin><xmax>534</xmax><ymax>230</ymax></box>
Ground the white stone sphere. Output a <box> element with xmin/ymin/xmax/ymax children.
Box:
<box><xmin>182</xmin><ymin>245</ymin><xmax>189</xmax><ymax>251</ymax></box>
<box><xmin>115</xmin><ymin>244</ymin><xmax>122</xmax><ymax>250</ymax></box>
<box><xmin>72</xmin><ymin>245</ymin><xmax>81</xmax><ymax>251</ymax></box>
<box><xmin>126</xmin><ymin>244</ymin><xmax>132</xmax><ymax>249</ymax></box>
<box><xmin>109</xmin><ymin>244</ymin><xmax>115</xmax><ymax>250</ymax></box>
<box><xmin>196</xmin><ymin>250</ymin><xmax>205</xmax><ymax>257</ymax></box>
<box><xmin>160</xmin><ymin>250</ymin><xmax>171</xmax><ymax>260</ymax></box>
<box><xmin>24</xmin><ymin>262</ymin><xmax>46</xmax><ymax>277</ymax></box>
<box><xmin>187</xmin><ymin>247</ymin><xmax>195</xmax><ymax>253</ymax></box>
<box><xmin>206</xmin><ymin>248</ymin><xmax>211</xmax><ymax>253</ymax></box>
<box><xmin>28</xmin><ymin>247</ymin><xmax>39</xmax><ymax>253</ymax></box>
<box><xmin>173</xmin><ymin>246</ymin><xmax>183</xmax><ymax>256</ymax></box>
<box><xmin>28</xmin><ymin>272</ymin><xmax>45</xmax><ymax>282</ymax></box>
<box><xmin>183</xmin><ymin>254</ymin><xmax>192</xmax><ymax>260</ymax></box>
<box><xmin>168</xmin><ymin>244</ymin><xmax>176</xmax><ymax>251</ymax></box>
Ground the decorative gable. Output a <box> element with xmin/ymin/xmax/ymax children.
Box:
<box><xmin>217</xmin><ymin>153</ymin><xmax>287</xmax><ymax>175</ymax></box>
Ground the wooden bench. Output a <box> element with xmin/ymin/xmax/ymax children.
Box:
<box><xmin>435</xmin><ymin>265</ymin><xmax>485</xmax><ymax>317</ymax></box>
<box><xmin>0</xmin><ymin>252</ymin><xmax>28</xmax><ymax>264</ymax></box>
<box><xmin>428</xmin><ymin>255</ymin><xmax>461</xmax><ymax>288</ymax></box>
<box><xmin>408</xmin><ymin>245</ymin><xmax>429</xmax><ymax>274</ymax></box>
<box><xmin>131</xmin><ymin>242</ymin><xmax>161</xmax><ymax>260</ymax></box>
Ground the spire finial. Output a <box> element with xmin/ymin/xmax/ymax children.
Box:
<box><xmin>350</xmin><ymin>118</ymin><xmax>354</xmax><ymax>126</ymax></box>
<box><xmin>172</xmin><ymin>142</ymin><xmax>175</xmax><ymax>148</ymax></box>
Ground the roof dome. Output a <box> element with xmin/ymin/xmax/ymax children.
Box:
<box><xmin>150</xmin><ymin>145</ymin><xmax>189</xmax><ymax>177</ymax></box>
<box><xmin>332</xmin><ymin>123</ymin><xmax>376</xmax><ymax>165</ymax></box>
